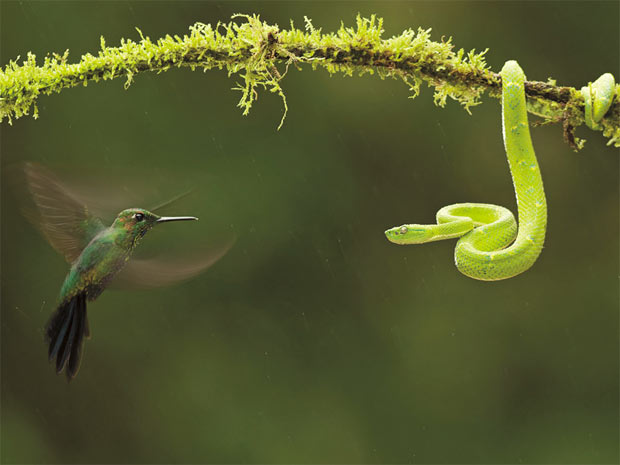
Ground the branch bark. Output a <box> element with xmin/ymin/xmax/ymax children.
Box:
<box><xmin>1</xmin><ymin>14</ymin><xmax>618</xmax><ymax>149</ymax></box>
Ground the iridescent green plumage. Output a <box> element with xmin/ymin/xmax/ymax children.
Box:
<box><xmin>23</xmin><ymin>163</ymin><xmax>231</xmax><ymax>379</ymax></box>
<box><xmin>57</xmin><ymin>208</ymin><xmax>199</xmax><ymax>303</ymax></box>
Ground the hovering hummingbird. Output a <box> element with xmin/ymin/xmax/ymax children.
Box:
<box><xmin>21</xmin><ymin>163</ymin><xmax>232</xmax><ymax>380</ymax></box>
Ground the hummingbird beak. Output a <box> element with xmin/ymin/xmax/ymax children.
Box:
<box><xmin>156</xmin><ymin>216</ymin><xmax>198</xmax><ymax>223</ymax></box>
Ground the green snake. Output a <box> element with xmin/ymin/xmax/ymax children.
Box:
<box><xmin>385</xmin><ymin>60</ymin><xmax>616</xmax><ymax>281</ymax></box>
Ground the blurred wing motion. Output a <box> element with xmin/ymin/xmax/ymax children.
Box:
<box><xmin>22</xmin><ymin>162</ymin><xmax>233</xmax><ymax>287</ymax></box>
<box><xmin>150</xmin><ymin>189</ymin><xmax>195</xmax><ymax>213</ymax></box>
<box><xmin>112</xmin><ymin>240</ymin><xmax>234</xmax><ymax>289</ymax></box>
<box><xmin>23</xmin><ymin>162</ymin><xmax>105</xmax><ymax>263</ymax></box>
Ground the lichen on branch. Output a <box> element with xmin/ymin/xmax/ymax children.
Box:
<box><xmin>1</xmin><ymin>14</ymin><xmax>618</xmax><ymax>148</ymax></box>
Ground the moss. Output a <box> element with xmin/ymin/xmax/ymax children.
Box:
<box><xmin>1</xmin><ymin>14</ymin><xmax>618</xmax><ymax>147</ymax></box>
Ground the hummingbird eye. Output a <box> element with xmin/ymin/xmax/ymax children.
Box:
<box><xmin>134</xmin><ymin>212</ymin><xmax>145</xmax><ymax>222</ymax></box>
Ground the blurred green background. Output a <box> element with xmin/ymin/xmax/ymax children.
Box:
<box><xmin>1</xmin><ymin>1</ymin><xmax>618</xmax><ymax>463</ymax></box>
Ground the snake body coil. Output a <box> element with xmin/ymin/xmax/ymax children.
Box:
<box><xmin>385</xmin><ymin>61</ymin><xmax>547</xmax><ymax>281</ymax></box>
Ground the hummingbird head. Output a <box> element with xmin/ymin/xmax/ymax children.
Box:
<box><xmin>112</xmin><ymin>208</ymin><xmax>198</xmax><ymax>247</ymax></box>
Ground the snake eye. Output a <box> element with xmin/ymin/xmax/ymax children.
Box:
<box><xmin>134</xmin><ymin>212</ymin><xmax>145</xmax><ymax>222</ymax></box>
<box><xmin>400</xmin><ymin>226</ymin><xmax>408</xmax><ymax>235</ymax></box>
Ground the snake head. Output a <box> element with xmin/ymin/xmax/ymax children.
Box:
<box><xmin>384</xmin><ymin>225</ymin><xmax>433</xmax><ymax>245</ymax></box>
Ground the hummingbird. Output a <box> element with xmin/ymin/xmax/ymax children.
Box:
<box><xmin>21</xmin><ymin>163</ymin><xmax>232</xmax><ymax>380</ymax></box>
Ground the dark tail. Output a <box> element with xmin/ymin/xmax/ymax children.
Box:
<box><xmin>45</xmin><ymin>293</ymin><xmax>89</xmax><ymax>380</ymax></box>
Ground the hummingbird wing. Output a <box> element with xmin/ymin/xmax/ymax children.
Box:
<box><xmin>111</xmin><ymin>240</ymin><xmax>234</xmax><ymax>289</ymax></box>
<box><xmin>22</xmin><ymin>163</ymin><xmax>106</xmax><ymax>263</ymax></box>
<box><xmin>21</xmin><ymin>162</ymin><xmax>229</xmax><ymax>278</ymax></box>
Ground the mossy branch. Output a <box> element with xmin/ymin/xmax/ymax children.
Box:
<box><xmin>1</xmin><ymin>14</ymin><xmax>618</xmax><ymax>148</ymax></box>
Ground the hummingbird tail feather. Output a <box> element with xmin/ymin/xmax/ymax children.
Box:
<box><xmin>45</xmin><ymin>293</ymin><xmax>89</xmax><ymax>380</ymax></box>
